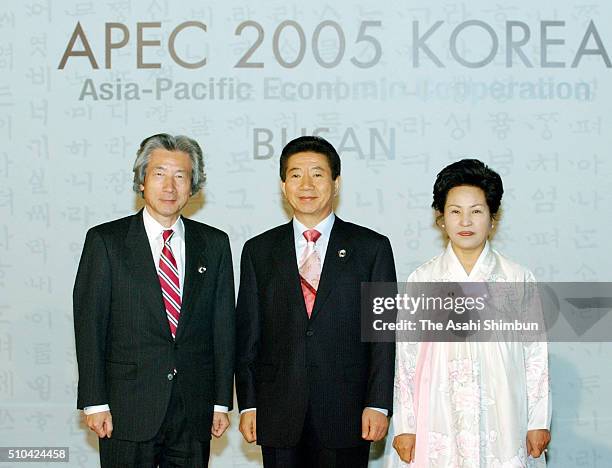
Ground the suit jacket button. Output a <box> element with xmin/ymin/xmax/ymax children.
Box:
<box><xmin>167</xmin><ymin>373</ymin><xmax>174</xmax><ymax>381</ymax></box>
<box><xmin>306</xmin><ymin>330</ymin><xmax>314</xmax><ymax>337</ymax></box>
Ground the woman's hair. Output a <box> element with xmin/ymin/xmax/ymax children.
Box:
<box><xmin>432</xmin><ymin>159</ymin><xmax>503</xmax><ymax>216</ymax></box>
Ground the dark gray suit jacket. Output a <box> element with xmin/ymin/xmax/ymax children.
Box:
<box><xmin>73</xmin><ymin>210</ymin><xmax>235</xmax><ymax>441</ymax></box>
<box><xmin>235</xmin><ymin>217</ymin><xmax>396</xmax><ymax>448</ymax></box>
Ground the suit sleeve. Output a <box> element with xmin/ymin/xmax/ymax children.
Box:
<box><xmin>235</xmin><ymin>242</ymin><xmax>260</xmax><ymax>411</ymax></box>
<box><xmin>73</xmin><ymin>228</ymin><xmax>111</xmax><ymax>409</ymax></box>
<box><xmin>365</xmin><ymin>236</ymin><xmax>397</xmax><ymax>415</ymax></box>
<box><xmin>213</xmin><ymin>233</ymin><xmax>236</xmax><ymax>410</ymax></box>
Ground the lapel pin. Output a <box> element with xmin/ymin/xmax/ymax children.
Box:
<box><xmin>338</xmin><ymin>249</ymin><xmax>347</xmax><ymax>258</ymax></box>
<box><xmin>198</xmin><ymin>266</ymin><xmax>207</xmax><ymax>274</ymax></box>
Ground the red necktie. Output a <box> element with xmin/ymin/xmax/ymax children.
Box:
<box><xmin>299</xmin><ymin>229</ymin><xmax>321</xmax><ymax>318</ymax></box>
<box><xmin>158</xmin><ymin>229</ymin><xmax>182</xmax><ymax>339</ymax></box>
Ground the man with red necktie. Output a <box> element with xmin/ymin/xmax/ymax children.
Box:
<box><xmin>73</xmin><ymin>133</ymin><xmax>235</xmax><ymax>467</ymax></box>
<box><xmin>236</xmin><ymin>136</ymin><xmax>397</xmax><ymax>467</ymax></box>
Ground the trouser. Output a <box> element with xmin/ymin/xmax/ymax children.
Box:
<box><xmin>99</xmin><ymin>380</ymin><xmax>210</xmax><ymax>467</ymax></box>
<box><xmin>261</xmin><ymin>406</ymin><xmax>369</xmax><ymax>468</ymax></box>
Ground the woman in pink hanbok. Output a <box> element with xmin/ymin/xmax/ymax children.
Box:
<box><xmin>386</xmin><ymin>159</ymin><xmax>551</xmax><ymax>468</ymax></box>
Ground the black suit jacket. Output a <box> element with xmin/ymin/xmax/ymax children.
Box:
<box><xmin>235</xmin><ymin>217</ymin><xmax>396</xmax><ymax>448</ymax></box>
<box><xmin>73</xmin><ymin>210</ymin><xmax>235</xmax><ymax>441</ymax></box>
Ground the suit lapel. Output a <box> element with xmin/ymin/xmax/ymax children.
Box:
<box><xmin>273</xmin><ymin>221</ymin><xmax>309</xmax><ymax>317</ymax></box>
<box><xmin>175</xmin><ymin>217</ymin><xmax>208</xmax><ymax>341</ymax></box>
<box><xmin>125</xmin><ymin>210</ymin><xmax>171</xmax><ymax>338</ymax></box>
<box><xmin>310</xmin><ymin>217</ymin><xmax>351</xmax><ymax>321</ymax></box>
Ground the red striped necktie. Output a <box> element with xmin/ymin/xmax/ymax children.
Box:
<box><xmin>299</xmin><ymin>229</ymin><xmax>322</xmax><ymax>318</ymax></box>
<box><xmin>158</xmin><ymin>229</ymin><xmax>182</xmax><ymax>339</ymax></box>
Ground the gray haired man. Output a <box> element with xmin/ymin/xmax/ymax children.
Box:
<box><xmin>73</xmin><ymin>133</ymin><xmax>235</xmax><ymax>466</ymax></box>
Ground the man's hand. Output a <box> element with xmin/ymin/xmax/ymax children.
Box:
<box><xmin>392</xmin><ymin>433</ymin><xmax>416</xmax><ymax>463</ymax></box>
<box><xmin>211</xmin><ymin>412</ymin><xmax>230</xmax><ymax>438</ymax></box>
<box><xmin>527</xmin><ymin>429</ymin><xmax>551</xmax><ymax>458</ymax></box>
<box><xmin>85</xmin><ymin>411</ymin><xmax>113</xmax><ymax>438</ymax></box>
<box><xmin>361</xmin><ymin>408</ymin><xmax>389</xmax><ymax>441</ymax></box>
<box><xmin>239</xmin><ymin>410</ymin><xmax>257</xmax><ymax>443</ymax></box>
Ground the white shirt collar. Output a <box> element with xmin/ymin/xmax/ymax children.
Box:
<box><xmin>142</xmin><ymin>207</ymin><xmax>185</xmax><ymax>242</ymax></box>
<box><xmin>292</xmin><ymin>212</ymin><xmax>335</xmax><ymax>243</ymax></box>
<box><xmin>445</xmin><ymin>240</ymin><xmax>491</xmax><ymax>279</ymax></box>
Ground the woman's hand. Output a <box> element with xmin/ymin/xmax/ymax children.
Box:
<box><xmin>393</xmin><ymin>433</ymin><xmax>416</xmax><ymax>463</ymax></box>
<box><xmin>527</xmin><ymin>429</ymin><xmax>551</xmax><ymax>458</ymax></box>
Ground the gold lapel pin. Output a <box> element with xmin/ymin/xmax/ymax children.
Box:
<box><xmin>338</xmin><ymin>249</ymin><xmax>347</xmax><ymax>258</ymax></box>
<box><xmin>198</xmin><ymin>266</ymin><xmax>207</xmax><ymax>273</ymax></box>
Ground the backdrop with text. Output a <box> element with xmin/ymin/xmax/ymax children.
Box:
<box><xmin>1</xmin><ymin>0</ymin><xmax>611</xmax><ymax>466</ymax></box>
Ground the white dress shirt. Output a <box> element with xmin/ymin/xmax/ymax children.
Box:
<box><xmin>242</xmin><ymin>213</ymin><xmax>387</xmax><ymax>416</ymax></box>
<box><xmin>84</xmin><ymin>207</ymin><xmax>228</xmax><ymax>415</ymax></box>
<box><xmin>293</xmin><ymin>212</ymin><xmax>335</xmax><ymax>267</ymax></box>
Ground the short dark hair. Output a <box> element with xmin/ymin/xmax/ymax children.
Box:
<box><xmin>432</xmin><ymin>159</ymin><xmax>504</xmax><ymax>217</ymax></box>
<box><xmin>279</xmin><ymin>136</ymin><xmax>341</xmax><ymax>181</ymax></box>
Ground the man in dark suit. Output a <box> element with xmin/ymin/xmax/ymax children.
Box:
<box><xmin>236</xmin><ymin>136</ymin><xmax>396</xmax><ymax>467</ymax></box>
<box><xmin>73</xmin><ymin>133</ymin><xmax>235</xmax><ymax>467</ymax></box>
